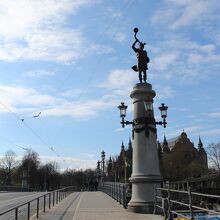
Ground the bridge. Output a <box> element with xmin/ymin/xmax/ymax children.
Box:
<box><xmin>1</xmin><ymin>182</ymin><xmax>220</xmax><ymax>220</ymax></box>
<box><xmin>0</xmin><ymin>187</ymin><xmax>162</xmax><ymax>220</ymax></box>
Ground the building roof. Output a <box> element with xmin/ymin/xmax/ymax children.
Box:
<box><xmin>167</xmin><ymin>136</ymin><xmax>179</xmax><ymax>150</ymax></box>
<box><xmin>166</xmin><ymin>131</ymin><xmax>194</xmax><ymax>150</ymax></box>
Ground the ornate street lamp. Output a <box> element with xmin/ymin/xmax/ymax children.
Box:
<box><xmin>101</xmin><ymin>151</ymin><xmax>105</xmax><ymax>179</ymax></box>
<box><xmin>101</xmin><ymin>150</ymin><xmax>105</xmax><ymax>162</ymax></box>
<box><xmin>118</xmin><ymin>102</ymin><xmax>134</xmax><ymax>128</ymax></box>
<box><xmin>118</xmin><ymin>102</ymin><xmax>168</xmax><ymax>130</ymax></box>
<box><xmin>143</xmin><ymin>100</ymin><xmax>153</xmax><ymax>112</ymax></box>
<box><xmin>157</xmin><ymin>103</ymin><xmax>168</xmax><ymax>128</ymax></box>
<box><xmin>97</xmin><ymin>160</ymin><xmax>101</xmax><ymax>170</ymax></box>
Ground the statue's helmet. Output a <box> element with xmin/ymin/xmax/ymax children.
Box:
<box><xmin>139</xmin><ymin>42</ymin><xmax>145</xmax><ymax>49</ymax></box>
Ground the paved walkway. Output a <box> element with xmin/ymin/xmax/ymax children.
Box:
<box><xmin>31</xmin><ymin>191</ymin><xmax>163</xmax><ymax>220</ymax></box>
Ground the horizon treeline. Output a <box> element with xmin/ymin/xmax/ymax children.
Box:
<box><xmin>0</xmin><ymin>149</ymin><xmax>97</xmax><ymax>191</ymax></box>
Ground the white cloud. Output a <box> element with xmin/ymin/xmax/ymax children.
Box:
<box><xmin>198</xmin><ymin>128</ymin><xmax>220</xmax><ymax>136</ymax></box>
<box><xmin>114</xmin><ymin>32</ymin><xmax>127</xmax><ymax>43</ymax></box>
<box><xmin>0</xmin><ymin>0</ymin><xmax>96</xmax><ymax>62</ymax></box>
<box><xmin>25</xmin><ymin>69</ymin><xmax>55</xmax><ymax>78</ymax></box>
<box><xmin>170</xmin><ymin>1</ymin><xmax>213</xmax><ymax>29</ymax></box>
<box><xmin>208</xmin><ymin>111</ymin><xmax>220</xmax><ymax>119</ymax></box>
<box><xmin>152</xmin><ymin>0</ymin><xmax>220</xmax><ymax>30</ymax></box>
<box><xmin>0</xmin><ymin>0</ymin><xmax>91</xmax><ymax>39</ymax></box>
<box><xmin>156</xmin><ymin>86</ymin><xmax>175</xmax><ymax>100</ymax></box>
<box><xmin>100</xmin><ymin>69</ymin><xmax>136</xmax><ymax>89</ymax></box>
<box><xmin>86</xmin><ymin>43</ymin><xmax>114</xmax><ymax>55</ymax></box>
<box><xmin>148</xmin><ymin>35</ymin><xmax>220</xmax><ymax>84</ymax></box>
<box><xmin>60</xmin><ymin>89</ymin><xmax>87</xmax><ymax>98</ymax></box>
<box><xmin>0</xmin><ymin>85</ymin><xmax>58</xmax><ymax>111</ymax></box>
<box><xmin>39</xmin><ymin>155</ymin><xmax>96</xmax><ymax>171</ymax></box>
<box><xmin>152</xmin><ymin>53</ymin><xmax>178</xmax><ymax>71</ymax></box>
<box><xmin>0</xmin><ymin>84</ymin><xmax>120</xmax><ymax>119</ymax></box>
<box><xmin>0</xmin><ymin>29</ymin><xmax>84</xmax><ymax>62</ymax></box>
<box><xmin>0</xmin><ymin>154</ymin><xmax>97</xmax><ymax>171</ymax></box>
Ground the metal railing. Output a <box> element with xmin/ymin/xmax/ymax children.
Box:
<box><xmin>99</xmin><ymin>182</ymin><xmax>128</xmax><ymax>208</ymax></box>
<box><xmin>0</xmin><ymin>186</ymin><xmax>75</xmax><ymax>220</ymax></box>
<box><xmin>154</xmin><ymin>185</ymin><xmax>220</xmax><ymax>220</ymax></box>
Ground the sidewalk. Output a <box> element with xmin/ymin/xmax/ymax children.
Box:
<box><xmin>31</xmin><ymin>191</ymin><xmax>163</xmax><ymax>220</ymax></box>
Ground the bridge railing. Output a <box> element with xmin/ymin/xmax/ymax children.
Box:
<box><xmin>0</xmin><ymin>186</ymin><xmax>75</xmax><ymax>220</ymax></box>
<box><xmin>99</xmin><ymin>182</ymin><xmax>128</xmax><ymax>208</ymax></box>
<box><xmin>154</xmin><ymin>185</ymin><xmax>220</xmax><ymax>220</ymax></box>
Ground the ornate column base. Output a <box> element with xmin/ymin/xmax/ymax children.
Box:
<box><xmin>127</xmin><ymin>175</ymin><xmax>162</xmax><ymax>214</ymax></box>
<box><xmin>128</xmin><ymin>201</ymin><xmax>155</xmax><ymax>213</ymax></box>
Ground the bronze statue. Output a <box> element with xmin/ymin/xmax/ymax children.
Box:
<box><xmin>132</xmin><ymin>28</ymin><xmax>150</xmax><ymax>83</ymax></box>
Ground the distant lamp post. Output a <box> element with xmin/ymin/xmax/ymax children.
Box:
<box><xmin>101</xmin><ymin>151</ymin><xmax>105</xmax><ymax>180</ymax></box>
<box><xmin>113</xmin><ymin>161</ymin><xmax>117</xmax><ymax>182</ymax></box>
<box><xmin>97</xmin><ymin>161</ymin><xmax>101</xmax><ymax>181</ymax></box>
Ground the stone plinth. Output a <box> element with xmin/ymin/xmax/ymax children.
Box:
<box><xmin>128</xmin><ymin>83</ymin><xmax>162</xmax><ymax>214</ymax></box>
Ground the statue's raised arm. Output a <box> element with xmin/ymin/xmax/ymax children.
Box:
<box><xmin>131</xmin><ymin>28</ymin><xmax>150</xmax><ymax>83</ymax></box>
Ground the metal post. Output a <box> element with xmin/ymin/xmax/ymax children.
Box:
<box><xmin>167</xmin><ymin>185</ymin><xmax>171</xmax><ymax>220</ymax></box>
<box><xmin>56</xmin><ymin>191</ymin><xmax>58</xmax><ymax>204</ymax></box>
<box><xmin>37</xmin><ymin>198</ymin><xmax>39</xmax><ymax>218</ymax></box>
<box><xmin>43</xmin><ymin>195</ymin><xmax>46</xmax><ymax>212</ymax></box>
<box><xmin>113</xmin><ymin>183</ymin><xmax>115</xmax><ymax>199</ymax></box>
<box><xmin>27</xmin><ymin>202</ymin><xmax>30</xmax><ymax>220</ymax></box>
<box><xmin>188</xmin><ymin>187</ymin><xmax>194</xmax><ymax>220</ymax></box>
<box><xmin>125</xmin><ymin>159</ymin><xmax>127</xmax><ymax>184</ymax></box>
<box><xmin>119</xmin><ymin>185</ymin><xmax>121</xmax><ymax>203</ymax></box>
<box><xmin>53</xmin><ymin>192</ymin><xmax>55</xmax><ymax>206</ymax></box>
<box><xmin>49</xmin><ymin>193</ymin><xmax>51</xmax><ymax>209</ymax></box>
<box><xmin>117</xmin><ymin>184</ymin><xmax>119</xmax><ymax>202</ymax></box>
<box><xmin>123</xmin><ymin>184</ymin><xmax>127</xmax><ymax>208</ymax></box>
<box><xmin>15</xmin><ymin>207</ymin><xmax>18</xmax><ymax>220</ymax></box>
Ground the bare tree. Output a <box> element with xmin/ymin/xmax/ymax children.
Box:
<box><xmin>0</xmin><ymin>150</ymin><xmax>17</xmax><ymax>185</ymax></box>
<box><xmin>207</xmin><ymin>142</ymin><xmax>220</xmax><ymax>171</ymax></box>
<box><xmin>40</xmin><ymin>161</ymin><xmax>60</xmax><ymax>191</ymax></box>
<box><xmin>20</xmin><ymin>149</ymin><xmax>40</xmax><ymax>189</ymax></box>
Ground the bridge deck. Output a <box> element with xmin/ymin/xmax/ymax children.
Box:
<box><xmin>32</xmin><ymin>191</ymin><xmax>163</xmax><ymax>220</ymax></box>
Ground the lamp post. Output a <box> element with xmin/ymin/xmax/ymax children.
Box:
<box><xmin>113</xmin><ymin>161</ymin><xmax>117</xmax><ymax>183</ymax></box>
<box><xmin>101</xmin><ymin>151</ymin><xmax>105</xmax><ymax>181</ymax></box>
<box><xmin>124</xmin><ymin>157</ymin><xmax>127</xmax><ymax>184</ymax></box>
<box><xmin>97</xmin><ymin>161</ymin><xmax>101</xmax><ymax>181</ymax></box>
<box><xmin>118</xmin><ymin>84</ymin><xmax>168</xmax><ymax>213</ymax></box>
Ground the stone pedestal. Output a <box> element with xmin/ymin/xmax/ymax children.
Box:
<box><xmin>128</xmin><ymin>83</ymin><xmax>162</xmax><ymax>213</ymax></box>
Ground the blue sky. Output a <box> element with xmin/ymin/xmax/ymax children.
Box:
<box><xmin>0</xmin><ymin>0</ymin><xmax>220</xmax><ymax>170</ymax></box>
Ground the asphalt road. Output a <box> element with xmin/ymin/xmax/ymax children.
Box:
<box><xmin>0</xmin><ymin>191</ymin><xmax>47</xmax><ymax>220</ymax></box>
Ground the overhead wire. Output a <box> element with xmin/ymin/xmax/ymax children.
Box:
<box><xmin>34</xmin><ymin>0</ymin><xmax>135</xmax><ymax>116</ymax></box>
<box><xmin>85</xmin><ymin>0</ymin><xmax>136</xmax><ymax>84</ymax></box>
<box><xmin>23</xmin><ymin>0</ymin><xmax>136</xmax><ymax>117</ymax></box>
<box><xmin>0</xmin><ymin>0</ymin><xmax>136</xmax><ymax>165</ymax></box>
<box><xmin>0</xmin><ymin>101</ymin><xmax>61</xmax><ymax>158</ymax></box>
<box><xmin>0</xmin><ymin>134</ymin><xmax>29</xmax><ymax>152</ymax></box>
<box><xmin>55</xmin><ymin>0</ymin><xmax>135</xmax><ymax>92</ymax></box>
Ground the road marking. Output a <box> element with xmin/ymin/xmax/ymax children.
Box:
<box><xmin>72</xmin><ymin>192</ymin><xmax>84</xmax><ymax>220</ymax></box>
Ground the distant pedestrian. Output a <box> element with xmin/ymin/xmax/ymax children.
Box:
<box><xmin>94</xmin><ymin>181</ymin><xmax>98</xmax><ymax>191</ymax></box>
